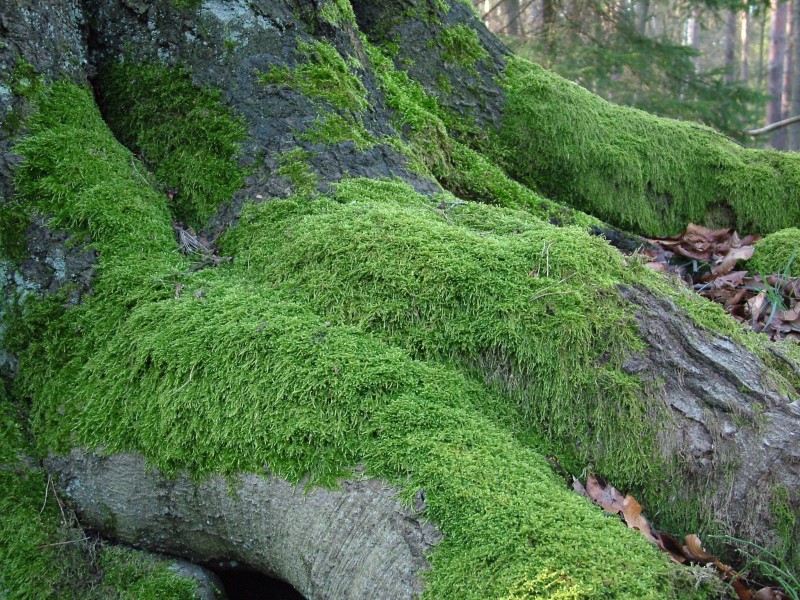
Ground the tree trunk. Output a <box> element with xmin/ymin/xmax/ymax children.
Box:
<box><xmin>790</xmin><ymin>0</ymin><xmax>800</xmax><ymax>148</ymax></box>
<box><xmin>768</xmin><ymin>0</ymin><xmax>789</xmax><ymax>148</ymax></box>
<box><xmin>506</xmin><ymin>0</ymin><xmax>523</xmax><ymax>34</ymax></box>
<box><xmin>636</xmin><ymin>0</ymin><xmax>650</xmax><ymax>35</ymax></box>
<box><xmin>2</xmin><ymin>0</ymin><xmax>800</xmax><ymax>597</ymax></box>
<box><xmin>741</xmin><ymin>4</ymin><xmax>750</xmax><ymax>84</ymax></box>
<box><xmin>686</xmin><ymin>8</ymin><xmax>702</xmax><ymax>70</ymax></box>
<box><xmin>724</xmin><ymin>9</ymin><xmax>738</xmax><ymax>83</ymax></box>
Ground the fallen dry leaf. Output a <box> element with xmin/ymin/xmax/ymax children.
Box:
<box><xmin>573</xmin><ymin>475</ymin><xmax>794</xmax><ymax>599</ymax></box>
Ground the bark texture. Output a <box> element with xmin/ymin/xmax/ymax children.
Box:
<box><xmin>620</xmin><ymin>286</ymin><xmax>800</xmax><ymax>546</ymax></box>
<box><xmin>46</xmin><ymin>450</ymin><xmax>440</xmax><ymax>600</ymax></box>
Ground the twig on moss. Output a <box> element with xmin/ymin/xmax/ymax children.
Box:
<box><xmin>37</xmin><ymin>536</ymin><xmax>90</xmax><ymax>550</ymax></box>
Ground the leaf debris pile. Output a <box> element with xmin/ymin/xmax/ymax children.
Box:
<box><xmin>573</xmin><ymin>475</ymin><xmax>791</xmax><ymax>599</ymax></box>
<box><xmin>640</xmin><ymin>224</ymin><xmax>800</xmax><ymax>341</ymax></box>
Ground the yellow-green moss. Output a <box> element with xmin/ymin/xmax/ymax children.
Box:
<box><xmin>276</xmin><ymin>148</ymin><xmax>320</xmax><ymax>196</ymax></box>
<box><xmin>6</xmin><ymin>81</ymin><xmax>716</xmax><ymax>598</ymax></box>
<box><xmin>436</xmin><ymin>24</ymin><xmax>490</xmax><ymax>74</ymax></box>
<box><xmin>258</xmin><ymin>39</ymin><xmax>369</xmax><ymax>113</ymax></box>
<box><xmin>363</xmin><ymin>40</ymin><xmax>601</xmax><ymax>228</ymax></box>
<box><xmin>497</xmin><ymin>56</ymin><xmax>800</xmax><ymax>237</ymax></box>
<box><xmin>749</xmin><ymin>228</ymin><xmax>800</xmax><ymax>278</ymax></box>
<box><xmin>99</xmin><ymin>61</ymin><xmax>248</xmax><ymax>230</ymax></box>
<box><xmin>318</xmin><ymin>0</ymin><xmax>356</xmax><ymax>26</ymax></box>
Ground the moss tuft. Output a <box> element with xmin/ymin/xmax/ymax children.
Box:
<box><xmin>0</xmin><ymin>200</ymin><xmax>29</xmax><ymax>262</ymax></box>
<box><xmin>436</xmin><ymin>24</ymin><xmax>490</xmax><ymax>74</ymax></box>
<box><xmin>276</xmin><ymin>148</ymin><xmax>320</xmax><ymax>196</ymax></box>
<box><xmin>258</xmin><ymin>40</ymin><xmax>369</xmax><ymax>113</ymax></box>
<box><xmin>99</xmin><ymin>61</ymin><xmax>248</xmax><ymax>230</ymax></box>
<box><xmin>318</xmin><ymin>0</ymin><xmax>357</xmax><ymax>26</ymax></box>
<box><xmin>300</xmin><ymin>111</ymin><xmax>376</xmax><ymax>150</ymax></box>
<box><xmin>749</xmin><ymin>228</ymin><xmax>800</xmax><ymax>277</ymax></box>
<box><xmin>497</xmin><ymin>56</ymin><xmax>800</xmax><ymax>237</ymax></box>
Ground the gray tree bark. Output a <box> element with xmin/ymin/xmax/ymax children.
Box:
<box><xmin>45</xmin><ymin>450</ymin><xmax>440</xmax><ymax>600</ymax></box>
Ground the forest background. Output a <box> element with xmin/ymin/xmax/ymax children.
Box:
<box><xmin>475</xmin><ymin>0</ymin><xmax>800</xmax><ymax>148</ymax></box>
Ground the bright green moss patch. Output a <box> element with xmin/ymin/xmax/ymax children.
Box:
<box><xmin>497</xmin><ymin>56</ymin><xmax>800</xmax><ymax>237</ymax></box>
<box><xmin>258</xmin><ymin>40</ymin><xmax>369</xmax><ymax>113</ymax></box>
<box><xmin>276</xmin><ymin>148</ymin><xmax>320</xmax><ymax>196</ymax></box>
<box><xmin>222</xmin><ymin>182</ymin><xmax>662</xmax><ymax>490</ymax></box>
<box><xmin>99</xmin><ymin>61</ymin><xmax>248</xmax><ymax>230</ymax></box>
<box><xmin>8</xmin><ymin>81</ymin><xmax>712</xmax><ymax>598</ymax></box>
<box><xmin>436</xmin><ymin>24</ymin><xmax>489</xmax><ymax>74</ymax></box>
<box><xmin>318</xmin><ymin>0</ymin><xmax>356</xmax><ymax>26</ymax></box>
<box><xmin>749</xmin><ymin>228</ymin><xmax>800</xmax><ymax>278</ymax></box>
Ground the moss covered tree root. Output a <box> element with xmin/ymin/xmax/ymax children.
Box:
<box><xmin>1</xmin><ymin>0</ymin><xmax>799</xmax><ymax>598</ymax></box>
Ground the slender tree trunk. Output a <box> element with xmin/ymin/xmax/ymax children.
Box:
<box><xmin>506</xmin><ymin>0</ymin><xmax>522</xmax><ymax>34</ymax></box>
<box><xmin>741</xmin><ymin>5</ymin><xmax>750</xmax><ymax>84</ymax></box>
<box><xmin>636</xmin><ymin>0</ymin><xmax>650</xmax><ymax>35</ymax></box>
<box><xmin>686</xmin><ymin>8</ymin><xmax>702</xmax><ymax>71</ymax></box>
<box><xmin>783</xmin><ymin>3</ymin><xmax>794</xmax><ymax>134</ymax></box>
<box><xmin>758</xmin><ymin>10</ymin><xmax>767</xmax><ymax>91</ymax></box>
<box><xmin>725</xmin><ymin>10</ymin><xmax>738</xmax><ymax>83</ymax></box>
<box><xmin>767</xmin><ymin>0</ymin><xmax>789</xmax><ymax>148</ymax></box>
<box><xmin>790</xmin><ymin>0</ymin><xmax>800</xmax><ymax>148</ymax></box>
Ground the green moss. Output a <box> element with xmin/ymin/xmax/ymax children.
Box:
<box><xmin>258</xmin><ymin>40</ymin><xmax>369</xmax><ymax>113</ymax></box>
<box><xmin>276</xmin><ymin>148</ymin><xmax>320</xmax><ymax>196</ymax></box>
<box><xmin>9</xmin><ymin>58</ymin><xmax>43</xmax><ymax>99</ymax></box>
<box><xmin>2</xmin><ymin>59</ymin><xmax>44</xmax><ymax>136</ymax></box>
<box><xmin>364</xmin><ymin>40</ymin><xmax>601</xmax><ymax>228</ymax></box>
<box><xmin>749</xmin><ymin>228</ymin><xmax>800</xmax><ymax>277</ymax></box>
<box><xmin>318</xmin><ymin>0</ymin><xmax>357</xmax><ymax>26</ymax></box>
<box><xmin>9</xmin><ymin>82</ymin><xmax>706</xmax><ymax>598</ymax></box>
<box><xmin>99</xmin><ymin>61</ymin><xmax>248</xmax><ymax>230</ymax></box>
<box><xmin>222</xmin><ymin>183</ymin><xmax>662</xmax><ymax>490</ymax></box>
<box><xmin>300</xmin><ymin>111</ymin><xmax>376</xmax><ymax>150</ymax></box>
<box><xmin>436</xmin><ymin>24</ymin><xmax>490</xmax><ymax>74</ymax></box>
<box><xmin>497</xmin><ymin>56</ymin><xmax>800</xmax><ymax>237</ymax></box>
<box><xmin>0</xmin><ymin>200</ymin><xmax>29</xmax><ymax>262</ymax></box>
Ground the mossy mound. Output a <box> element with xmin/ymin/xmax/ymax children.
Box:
<box><xmin>222</xmin><ymin>178</ymin><xmax>659</xmax><ymax>488</ymax></box>
<box><xmin>2</xmin><ymin>81</ymin><xmax>725</xmax><ymax>598</ymax></box>
<box><xmin>749</xmin><ymin>228</ymin><xmax>800</xmax><ymax>278</ymax></box>
<box><xmin>497</xmin><ymin>57</ymin><xmax>800</xmax><ymax>237</ymax></box>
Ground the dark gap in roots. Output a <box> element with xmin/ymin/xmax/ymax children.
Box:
<box><xmin>210</xmin><ymin>566</ymin><xmax>307</xmax><ymax>600</ymax></box>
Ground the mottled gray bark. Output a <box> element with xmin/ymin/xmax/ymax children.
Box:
<box><xmin>46</xmin><ymin>450</ymin><xmax>440</xmax><ymax>600</ymax></box>
<box><xmin>620</xmin><ymin>286</ymin><xmax>800</xmax><ymax>548</ymax></box>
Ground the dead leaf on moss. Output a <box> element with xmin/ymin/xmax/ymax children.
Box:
<box><xmin>637</xmin><ymin>224</ymin><xmax>800</xmax><ymax>342</ymax></box>
<box><xmin>573</xmin><ymin>475</ymin><xmax>793</xmax><ymax>599</ymax></box>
